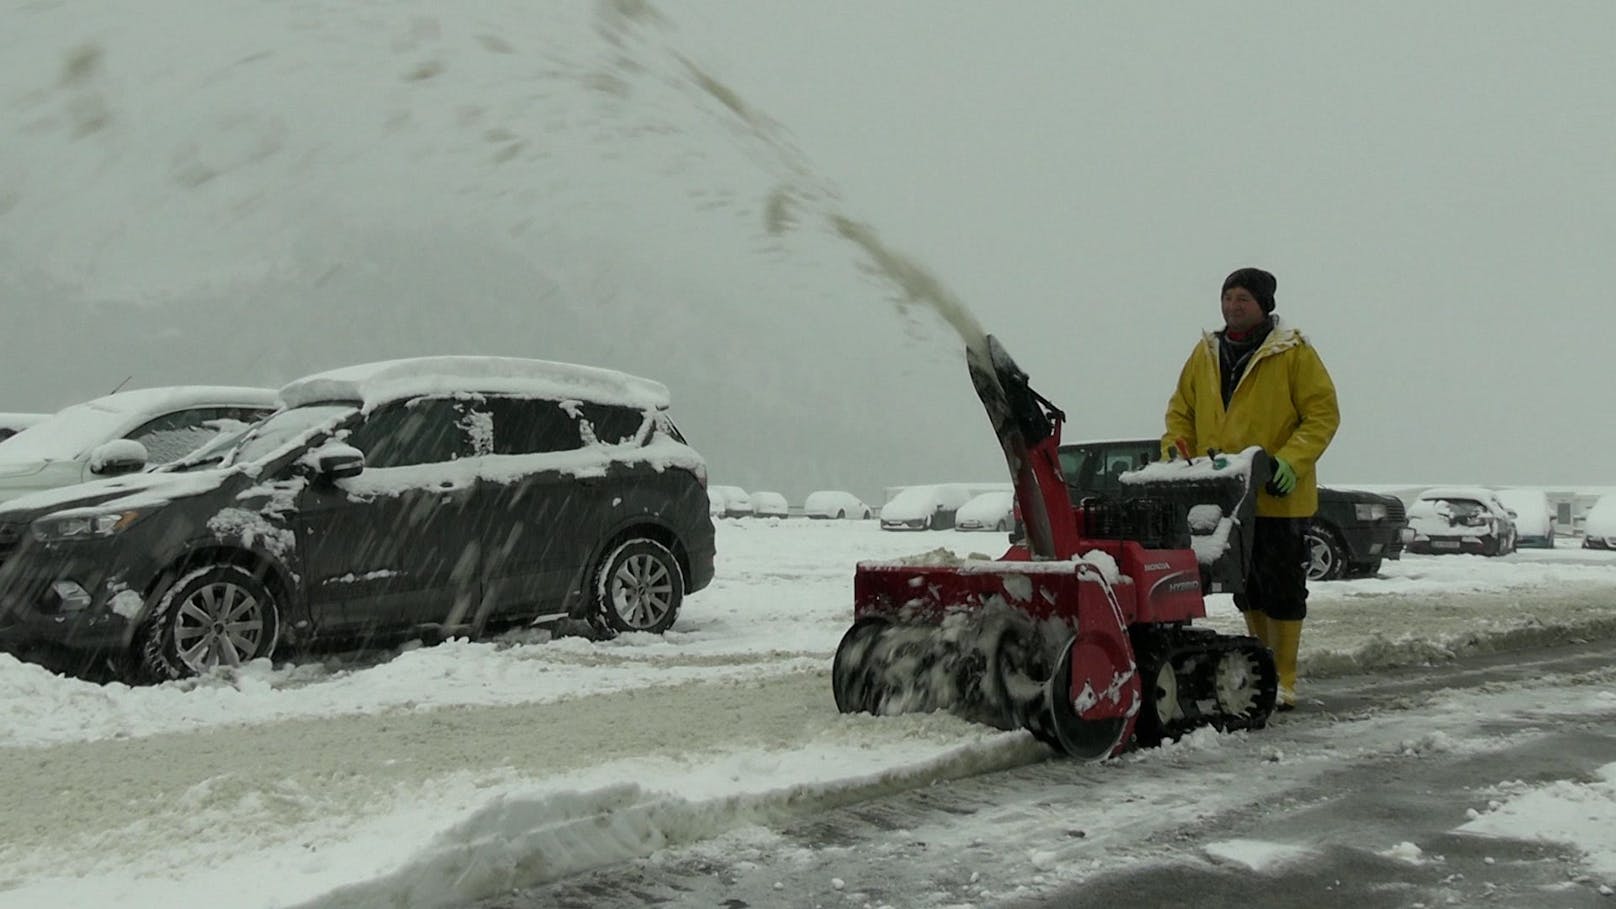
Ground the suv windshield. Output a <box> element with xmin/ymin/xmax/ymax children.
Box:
<box><xmin>157</xmin><ymin>421</ymin><xmax>257</xmax><ymax>473</ymax></box>
<box><xmin>226</xmin><ymin>404</ymin><xmax>356</xmax><ymax>467</ymax></box>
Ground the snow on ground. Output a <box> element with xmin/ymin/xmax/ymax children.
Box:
<box><xmin>1</xmin><ymin>520</ymin><xmax>1615</xmax><ymax>907</ymax></box>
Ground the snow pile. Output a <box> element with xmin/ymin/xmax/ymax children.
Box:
<box><xmin>1203</xmin><ymin>838</ymin><xmax>1316</xmax><ymax>872</ymax></box>
<box><xmin>1459</xmin><ymin>761</ymin><xmax>1616</xmax><ymax>876</ymax></box>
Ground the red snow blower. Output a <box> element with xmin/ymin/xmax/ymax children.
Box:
<box><xmin>831</xmin><ymin>336</ymin><xmax>1277</xmax><ymax>760</ymax></box>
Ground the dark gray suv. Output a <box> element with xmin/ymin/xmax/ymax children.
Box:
<box><xmin>0</xmin><ymin>357</ymin><xmax>715</xmax><ymax>682</ymax></box>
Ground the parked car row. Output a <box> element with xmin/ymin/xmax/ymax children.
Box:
<box><xmin>0</xmin><ymin>357</ymin><xmax>716</xmax><ymax>684</ymax></box>
<box><xmin>707</xmin><ymin>486</ymin><xmax>875</xmax><ymax>520</ymax></box>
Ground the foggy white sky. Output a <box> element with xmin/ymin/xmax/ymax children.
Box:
<box><xmin>673</xmin><ymin>1</ymin><xmax>1616</xmax><ymax>487</ymax></box>
<box><xmin>2</xmin><ymin>1</ymin><xmax>1613</xmax><ymax>502</ymax></box>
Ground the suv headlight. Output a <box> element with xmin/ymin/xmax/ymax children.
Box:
<box><xmin>1355</xmin><ymin>503</ymin><xmax>1388</xmax><ymax>521</ymax></box>
<box><xmin>32</xmin><ymin>509</ymin><xmax>145</xmax><ymax>543</ymax></box>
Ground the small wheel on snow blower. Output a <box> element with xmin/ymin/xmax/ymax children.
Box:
<box><xmin>1033</xmin><ymin>645</ymin><xmax>1130</xmax><ymax>761</ymax></box>
<box><xmin>1132</xmin><ymin>656</ymin><xmax>1180</xmax><ymax>748</ymax></box>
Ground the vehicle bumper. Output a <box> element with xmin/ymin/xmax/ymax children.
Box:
<box><xmin>880</xmin><ymin>519</ymin><xmax>929</xmax><ymax>531</ymax></box>
<box><xmin>0</xmin><ymin>543</ymin><xmax>137</xmax><ymax>657</ymax></box>
<box><xmin>684</xmin><ymin>541</ymin><xmax>716</xmax><ymax>593</ymax></box>
<box><xmin>1406</xmin><ymin>534</ymin><xmax>1496</xmax><ymax>555</ymax></box>
<box><xmin>1335</xmin><ymin>520</ymin><xmax>1407</xmax><ymax>562</ymax></box>
<box><xmin>1583</xmin><ymin>536</ymin><xmax>1616</xmax><ymax>550</ymax></box>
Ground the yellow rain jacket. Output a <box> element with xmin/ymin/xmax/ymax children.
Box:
<box><xmin>1162</xmin><ymin>317</ymin><xmax>1340</xmax><ymax>517</ymax></box>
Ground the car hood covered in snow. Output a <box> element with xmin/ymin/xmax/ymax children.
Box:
<box><xmin>0</xmin><ymin>469</ymin><xmax>232</xmax><ymax>523</ymax></box>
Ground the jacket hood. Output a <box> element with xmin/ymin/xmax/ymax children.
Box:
<box><xmin>1203</xmin><ymin>316</ymin><xmax>1306</xmax><ymax>356</ymax></box>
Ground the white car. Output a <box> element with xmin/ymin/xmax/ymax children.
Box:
<box><xmin>880</xmin><ymin>484</ymin><xmax>976</xmax><ymax>531</ymax></box>
<box><xmin>707</xmin><ymin>484</ymin><xmax>753</xmax><ymax>518</ymax></box>
<box><xmin>1493</xmin><ymin>488</ymin><xmax>1554</xmax><ymax>548</ymax></box>
<box><xmin>1582</xmin><ymin>494</ymin><xmax>1616</xmax><ymax>550</ymax></box>
<box><xmin>954</xmin><ymin>490</ymin><xmax>1014</xmax><ymax>532</ymax></box>
<box><xmin>750</xmin><ymin>490</ymin><xmax>790</xmax><ymax>518</ymax></box>
<box><xmin>0</xmin><ymin>386</ymin><xmax>278</xmax><ymax>505</ymax></box>
<box><xmin>0</xmin><ymin>413</ymin><xmax>46</xmax><ymax>443</ymax></box>
<box><xmin>1406</xmin><ymin>486</ymin><xmax>1517</xmax><ymax>557</ymax></box>
<box><xmin>803</xmin><ymin>490</ymin><xmax>872</xmax><ymax>520</ymax></box>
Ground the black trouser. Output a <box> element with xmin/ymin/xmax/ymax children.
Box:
<box><xmin>1233</xmin><ymin>516</ymin><xmax>1309</xmax><ymax>622</ymax></box>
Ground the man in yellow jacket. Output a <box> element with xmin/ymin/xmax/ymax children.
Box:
<box><xmin>1162</xmin><ymin>267</ymin><xmax>1340</xmax><ymax>710</ymax></box>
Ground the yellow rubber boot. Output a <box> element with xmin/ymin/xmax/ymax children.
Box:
<box><xmin>1269</xmin><ymin>619</ymin><xmax>1303</xmax><ymax>711</ymax></box>
<box><xmin>1241</xmin><ymin>610</ymin><xmax>1270</xmax><ymax>647</ymax></box>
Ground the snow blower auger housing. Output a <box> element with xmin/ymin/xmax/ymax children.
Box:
<box><xmin>832</xmin><ymin>336</ymin><xmax>1277</xmax><ymax>760</ymax></box>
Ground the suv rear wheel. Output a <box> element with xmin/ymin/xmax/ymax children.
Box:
<box><xmin>138</xmin><ymin>564</ymin><xmax>281</xmax><ymax>681</ymax></box>
<box><xmin>1305</xmin><ymin>527</ymin><xmax>1346</xmax><ymax>582</ymax></box>
<box><xmin>596</xmin><ymin>538</ymin><xmax>685</xmax><ymax>634</ymax></box>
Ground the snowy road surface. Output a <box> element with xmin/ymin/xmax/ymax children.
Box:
<box><xmin>495</xmin><ymin>641</ymin><xmax>1616</xmax><ymax>909</ymax></box>
<box><xmin>1</xmin><ymin>521</ymin><xmax>1614</xmax><ymax>907</ymax></box>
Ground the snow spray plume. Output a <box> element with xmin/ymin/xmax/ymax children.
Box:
<box><xmin>830</xmin><ymin>215</ymin><xmax>990</xmax><ymax>360</ymax></box>
<box><xmin>598</xmin><ymin>1</ymin><xmax>993</xmax><ymax>362</ymax></box>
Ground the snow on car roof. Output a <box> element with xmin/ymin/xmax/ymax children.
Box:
<box><xmin>88</xmin><ymin>386</ymin><xmax>278</xmax><ymax>414</ymax></box>
<box><xmin>1418</xmin><ymin>486</ymin><xmax>1499</xmax><ymax>501</ymax></box>
<box><xmin>279</xmin><ymin>357</ymin><xmax>671</xmax><ymax>411</ymax></box>
<box><xmin>0</xmin><ymin>386</ymin><xmax>277</xmax><ymax>462</ymax></box>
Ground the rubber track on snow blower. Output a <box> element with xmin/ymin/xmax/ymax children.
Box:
<box><xmin>1128</xmin><ymin>626</ymin><xmax>1277</xmax><ymax>746</ymax></box>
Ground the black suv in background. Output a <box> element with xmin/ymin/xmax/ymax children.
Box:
<box><xmin>0</xmin><ymin>357</ymin><xmax>715</xmax><ymax>682</ymax></box>
<box><xmin>1058</xmin><ymin>439</ymin><xmax>1407</xmax><ymax>581</ymax></box>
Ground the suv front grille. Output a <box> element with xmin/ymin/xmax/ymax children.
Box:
<box><xmin>1386</xmin><ymin>499</ymin><xmax>1406</xmax><ymax>523</ymax></box>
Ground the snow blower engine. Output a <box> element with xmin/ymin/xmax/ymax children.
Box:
<box><xmin>831</xmin><ymin>336</ymin><xmax>1278</xmax><ymax>760</ymax></box>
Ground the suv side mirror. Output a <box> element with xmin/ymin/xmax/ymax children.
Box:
<box><xmin>313</xmin><ymin>443</ymin><xmax>366</xmax><ymax>481</ymax></box>
<box><xmin>89</xmin><ymin>439</ymin><xmax>149</xmax><ymax>475</ymax></box>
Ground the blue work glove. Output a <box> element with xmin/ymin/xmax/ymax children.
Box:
<box><xmin>1271</xmin><ymin>457</ymin><xmax>1297</xmax><ymax>495</ymax></box>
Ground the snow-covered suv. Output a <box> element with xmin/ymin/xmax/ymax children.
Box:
<box><xmin>0</xmin><ymin>357</ymin><xmax>715</xmax><ymax>682</ymax></box>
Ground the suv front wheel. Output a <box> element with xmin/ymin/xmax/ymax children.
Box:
<box><xmin>137</xmin><ymin>564</ymin><xmax>282</xmax><ymax>681</ymax></box>
<box><xmin>595</xmin><ymin>539</ymin><xmax>685</xmax><ymax>634</ymax></box>
<box><xmin>1305</xmin><ymin>526</ymin><xmax>1346</xmax><ymax>582</ymax></box>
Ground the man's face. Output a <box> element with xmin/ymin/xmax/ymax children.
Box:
<box><xmin>1221</xmin><ymin>287</ymin><xmax>1265</xmax><ymax>332</ymax></box>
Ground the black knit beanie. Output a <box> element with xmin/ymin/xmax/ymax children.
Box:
<box><xmin>1222</xmin><ymin>267</ymin><xmax>1277</xmax><ymax>314</ymax></box>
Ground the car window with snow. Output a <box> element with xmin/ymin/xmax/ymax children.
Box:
<box><xmin>572</xmin><ymin>402</ymin><xmax>648</xmax><ymax>445</ymax></box>
<box><xmin>345</xmin><ymin>397</ymin><xmax>472</xmax><ymax>467</ymax></box>
<box><xmin>486</xmin><ymin>397</ymin><xmax>584</xmax><ymax>455</ymax></box>
<box><xmin>123</xmin><ymin>407</ymin><xmax>272</xmax><ymax>464</ymax></box>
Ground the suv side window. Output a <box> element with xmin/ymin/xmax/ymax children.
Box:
<box><xmin>1090</xmin><ymin>443</ymin><xmax>1159</xmax><ymax>495</ymax></box>
<box><xmin>486</xmin><ymin>397</ymin><xmax>583</xmax><ymax>455</ymax></box>
<box><xmin>572</xmin><ymin>403</ymin><xmax>647</xmax><ymax>445</ymax></box>
<box><xmin>345</xmin><ymin>397</ymin><xmax>472</xmax><ymax>468</ymax></box>
<box><xmin>1058</xmin><ymin>447</ymin><xmax>1094</xmax><ymax>488</ymax></box>
<box><xmin>124</xmin><ymin>406</ymin><xmax>274</xmax><ymax>465</ymax></box>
